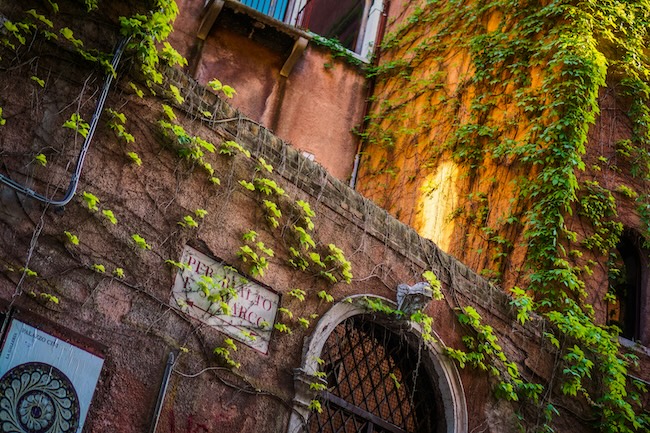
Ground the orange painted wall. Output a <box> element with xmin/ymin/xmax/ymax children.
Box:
<box><xmin>354</xmin><ymin>0</ymin><xmax>648</xmax><ymax>335</ymax></box>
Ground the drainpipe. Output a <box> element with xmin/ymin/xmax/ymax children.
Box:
<box><xmin>149</xmin><ymin>352</ymin><xmax>176</xmax><ymax>433</ymax></box>
<box><xmin>349</xmin><ymin>0</ymin><xmax>391</xmax><ymax>189</ymax></box>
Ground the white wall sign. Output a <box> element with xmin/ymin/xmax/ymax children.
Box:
<box><xmin>0</xmin><ymin>319</ymin><xmax>104</xmax><ymax>433</ymax></box>
<box><xmin>171</xmin><ymin>245</ymin><xmax>279</xmax><ymax>353</ymax></box>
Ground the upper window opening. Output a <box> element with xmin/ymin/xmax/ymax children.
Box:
<box><xmin>307</xmin><ymin>315</ymin><xmax>442</xmax><ymax>433</ymax></box>
<box><xmin>239</xmin><ymin>0</ymin><xmax>383</xmax><ymax>59</ymax></box>
<box><xmin>300</xmin><ymin>0</ymin><xmax>365</xmax><ymax>52</ymax></box>
<box><xmin>609</xmin><ymin>230</ymin><xmax>646</xmax><ymax>341</ymax></box>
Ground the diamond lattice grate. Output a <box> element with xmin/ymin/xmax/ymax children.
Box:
<box><xmin>307</xmin><ymin>315</ymin><xmax>438</xmax><ymax>433</ymax></box>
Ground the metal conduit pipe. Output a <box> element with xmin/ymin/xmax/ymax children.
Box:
<box><xmin>0</xmin><ymin>35</ymin><xmax>131</xmax><ymax>207</ymax></box>
<box><xmin>349</xmin><ymin>0</ymin><xmax>391</xmax><ymax>189</ymax></box>
<box><xmin>149</xmin><ymin>352</ymin><xmax>176</xmax><ymax>433</ymax></box>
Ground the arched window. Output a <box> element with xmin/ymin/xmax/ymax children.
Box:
<box><xmin>287</xmin><ymin>296</ymin><xmax>467</xmax><ymax>433</ymax></box>
<box><xmin>308</xmin><ymin>315</ymin><xmax>442</xmax><ymax>432</ymax></box>
<box><xmin>609</xmin><ymin>230</ymin><xmax>648</xmax><ymax>343</ymax></box>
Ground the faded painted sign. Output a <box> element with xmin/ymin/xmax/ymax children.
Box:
<box><xmin>0</xmin><ymin>319</ymin><xmax>104</xmax><ymax>433</ymax></box>
<box><xmin>171</xmin><ymin>245</ymin><xmax>279</xmax><ymax>353</ymax></box>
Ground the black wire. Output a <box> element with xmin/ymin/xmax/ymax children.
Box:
<box><xmin>0</xmin><ymin>35</ymin><xmax>131</xmax><ymax>207</ymax></box>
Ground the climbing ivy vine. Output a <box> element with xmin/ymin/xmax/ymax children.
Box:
<box><xmin>0</xmin><ymin>0</ymin><xmax>649</xmax><ymax>432</ymax></box>
<box><xmin>0</xmin><ymin>0</ymin><xmax>365</xmax><ymax>423</ymax></box>
<box><xmin>358</xmin><ymin>0</ymin><xmax>650</xmax><ymax>431</ymax></box>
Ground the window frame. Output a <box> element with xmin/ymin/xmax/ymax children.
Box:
<box><xmin>286</xmin><ymin>295</ymin><xmax>468</xmax><ymax>433</ymax></box>
<box><xmin>246</xmin><ymin>0</ymin><xmax>385</xmax><ymax>59</ymax></box>
<box><xmin>609</xmin><ymin>230</ymin><xmax>650</xmax><ymax>346</ymax></box>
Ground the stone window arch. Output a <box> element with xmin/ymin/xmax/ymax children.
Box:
<box><xmin>287</xmin><ymin>295</ymin><xmax>467</xmax><ymax>433</ymax></box>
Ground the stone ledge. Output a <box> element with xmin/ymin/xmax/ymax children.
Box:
<box><xmin>159</xmin><ymin>66</ymin><xmax>517</xmax><ymax>323</ymax></box>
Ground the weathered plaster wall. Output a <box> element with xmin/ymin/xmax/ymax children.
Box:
<box><xmin>354</xmin><ymin>0</ymin><xmax>649</xmax><ymax>330</ymax></box>
<box><xmin>167</xmin><ymin>0</ymin><xmax>368</xmax><ymax>182</ymax></box>
<box><xmin>0</xmin><ymin>2</ymin><xmax>647</xmax><ymax>433</ymax></box>
<box><xmin>0</xmin><ymin>44</ymin><xmax>646</xmax><ymax>429</ymax></box>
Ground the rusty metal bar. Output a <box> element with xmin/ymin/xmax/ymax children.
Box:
<box><xmin>321</xmin><ymin>391</ymin><xmax>407</xmax><ymax>433</ymax></box>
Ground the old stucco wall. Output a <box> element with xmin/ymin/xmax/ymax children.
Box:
<box><xmin>167</xmin><ymin>0</ymin><xmax>368</xmax><ymax>182</ymax></box>
<box><xmin>0</xmin><ymin>27</ymin><xmax>564</xmax><ymax>433</ymax></box>
<box><xmin>0</xmin><ymin>53</ymin><xmax>644</xmax><ymax>431</ymax></box>
<box><xmin>354</xmin><ymin>0</ymin><xmax>650</xmax><ymax>333</ymax></box>
<box><xmin>0</xmin><ymin>1</ymin><xmax>646</xmax><ymax>432</ymax></box>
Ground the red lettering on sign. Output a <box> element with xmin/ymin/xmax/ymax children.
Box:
<box><xmin>232</xmin><ymin>303</ymin><xmax>260</xmax><ymax>327</ymax></box>
<box><xmin>197</xmin><ymin>261</ymin><xmax>213</xmax><ymax>277</ymax></box>
<box><xmin>236</xmin><ymin>304</ymin><xmax>248</xmax><ymax>319</ymax></box>
<box><xmin>186</xmin><ymin>255</ymin><xmax>215</xmax><ymax>277</ymax></box>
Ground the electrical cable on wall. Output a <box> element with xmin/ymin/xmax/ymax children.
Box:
<box><xmin>0</xmin><ymin>36</ymin><xmax>131</xmax><ymax>207</ymax></box>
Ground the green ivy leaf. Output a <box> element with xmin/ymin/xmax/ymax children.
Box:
<box><xmin>102</xmin><ymin>209</ymin><xmax>118</xmax><ymax>225</ymax></box>
<box><xmin>82</xmin><ymin>191</ymin><xmax>99</xmax><ymax>211</ymax></box>
<box><xmin>64</xmin><ymin>231</ymin><xmax>79</xmax><ymax>245</ymax></box>
<box><xmin>221</xmin><ymin>85</ymin><xmax>236</xmax><ymax>98</ymax></box>
<box><xmin>131</xmin><ymin>234</ymin><xmax>151</xmax><ymax>250</ymax></box>
<box><xmin>239</xmin><ymin>180</ymin><xmax>255</xmax><ymax>191</ymax></box>
<box><xmin>30</xmin><ymin>76</ymin><xmax>45</xmax><ymax>87</ymax></box>
<box><xmin>127</xmin><ymin>152</ymin><xmax>142</xmax><ymax>166</ymax></box>
<box><xmin>34</xmin><ymin>153</ymin><xmax>47</xmax><ymax>166</ymax></box>
<box><xmin>168</xmin><ymin>84</ymin><xmax>184</xmax><ymax>104</ymax></box>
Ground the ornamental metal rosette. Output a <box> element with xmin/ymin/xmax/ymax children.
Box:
<box><xmin>0</xmin><ymin>362</ymin><xmax>80</xmax><ymax>433</ymax></box>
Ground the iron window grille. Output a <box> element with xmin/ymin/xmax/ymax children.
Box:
<box><xmin>307</xmin><ymin>315</ymin><xmax>440</xmax><ymax>433</ymax></box>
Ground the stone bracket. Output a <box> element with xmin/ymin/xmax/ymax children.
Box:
<box><xmin>280</xmin><ymin>37</ymin><xmax>308</xmax><ymax>78</ymax></box>
<box><xmin>197</xmin><ymin>0</ymin><xmax>225</xmax><ymax>40</ymax></box>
